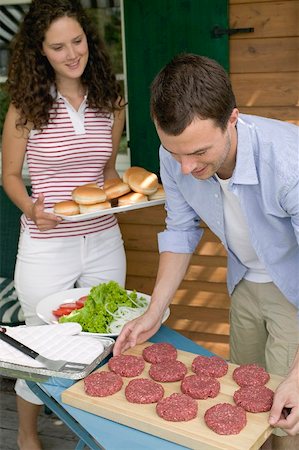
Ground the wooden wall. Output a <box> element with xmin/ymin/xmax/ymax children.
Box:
<box><xmin>118</xmin><ymin>0</ymin><xmax>299</xmax><ymax>359</ymax></box>
<box><xmin>230</xmin><ymin>0</ymin><xmax>299</xmax><ymax>125</ymax></box>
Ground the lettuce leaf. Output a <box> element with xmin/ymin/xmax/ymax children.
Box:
<box><xmin>59</xmin><ymin>281</ymin><xmax>147</xmax><ymax>333</ymax></box>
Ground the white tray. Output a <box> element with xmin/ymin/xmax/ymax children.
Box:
<box><xmin>56</xmin><ymin>199</ymin><xmax>165</xmax><ymax>222</ymax></box>
<box><xmin>0</xmin><ymin>324</ymin><xmax>114</xmax><ymax>381</ymax></box>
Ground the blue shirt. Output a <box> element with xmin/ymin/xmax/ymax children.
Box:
<box><xmin>158</xmin><ymin>114</ymin><xmax>299</xmax><ymax>309</ymax></box>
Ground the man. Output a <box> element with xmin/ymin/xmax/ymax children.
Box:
<box><xmin>114</xmin><ymin>54</ymin><xmax>299</xmax><ymax>448</ymax></box>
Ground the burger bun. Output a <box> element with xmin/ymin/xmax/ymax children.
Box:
<box><xmin>72</xmin><ymin>186</ymin><xmax>107</xmax><ymax>205</ymax></box>
<box><xmin>148</xmin><ymin>184</ymin><xmax>165</xmax><ymax>200</ymax></box>
<box><xmin>79</xmin><ymin>201</ymin><xmax>111</xmax><ymax>214</ymax></box>
<box><xmin>118</xmin><ymin>192</ymin><xmax>148</xmax><ymax>206</ymax></box>
<box><xmin>54</xmin><ymin>200</ymin><xmax>80</xmax><ymax>216</ymax></box>
<box><xmin>105</xmin><ymin>181</ymin><xmax>131</xmax><ymax>200</ymax></box>
<box><xmin>128</xmin><ymin>170</ymin><xmax>158</xmax><ymax>195</ymax></box>
<box><xmin>123</xmin><ymin>166</ymin><xmax>148</xmax><ymax>184</ymax></box>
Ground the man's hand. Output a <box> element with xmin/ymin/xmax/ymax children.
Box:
<box><xmin>269</xmin><ymin>368</ymin><xmax>299</xmax><ymax>435</ymax></box>
<box><xmin>113</xmin><ymin>306</ymin><xmax>164</xmax><ymax>355</ymax></box>
<box><xmin>31</xmin><ymin>194</ymin><xmax>62</xmax><ymax>231</ymax></box>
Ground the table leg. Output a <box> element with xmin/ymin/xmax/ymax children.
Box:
<box><xmin>26</xmin><ymin>381</ymin><xmax>105</xmax><ymax>450</ymax></box>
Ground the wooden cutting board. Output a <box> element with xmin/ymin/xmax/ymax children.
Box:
<box><xmin>62</xmin><ymin>343</ymin><xmax>283</xmax><ymax>450</ymax></box>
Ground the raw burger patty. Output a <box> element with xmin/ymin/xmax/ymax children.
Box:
<box><xmin>191</xmin><ymin>355</ymin><xmax>228</xmax><ymax>378</ymax></box>
<box><xmin>142</xmin><ymin>342</ymin><xmax>177</xmax><ymax>364</ymax></box>
<box><xmin>233</xmin><ymin>364</ymin><xmax>270</xmax><ymax>387</ymax></box>
<box><xmin>125</xmin><ymin>378</ymin><xmax>164</xmax><ymax>404</ymax></box>
<box><xmin>181</xmin><ymin>374</ymin><xmax>220</xmax><ymax>399</ymax></box>
<box><xmin>156</xmin><ymin>393</ymin><xmax>198</xmax><ymax>421</ymax></box>
<box><xmin>204</xmin><ymin>403</ymin><xmax>247</xmax><ymax>435</ymax></box>
<box><xmin>149</xmin><ymin>360</ymin><xmax>187</xmax><ymax>382</ymax></box>
<box><xmin>233</xmin><ymin>385</ymin><xmax>274</xmax><ymax>412</ymax></box>
<box><xmin>84</xmin><ymin>371</ymin><xmax>123</xmax><ymax>397</ymax></box>
<box><xmin>108</xmin><ymin>354</ymin><xmax>145</xmax><ymax>377</ymax></box>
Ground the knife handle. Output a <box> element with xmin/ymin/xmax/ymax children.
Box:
<box><xmin>0</xmin><ymin>331</ymin><xmax>39</xmax><ymax>359</ymax></box>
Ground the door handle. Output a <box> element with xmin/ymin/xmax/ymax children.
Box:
<box><xmin>211</xmin><ymin>26</ymin><xmax>254</xmax><ymax>38</ymax></box>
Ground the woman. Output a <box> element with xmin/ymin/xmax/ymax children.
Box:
<box><xmin>1</xmin><ymin>1</ymin><xmax>126</xmax><ymax>449</ymax></box>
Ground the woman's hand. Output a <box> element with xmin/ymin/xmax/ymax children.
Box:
<box><xmin>30</xmin><ymin>194</ymin><xmax>62</xmax><ymax>231</ymax></box>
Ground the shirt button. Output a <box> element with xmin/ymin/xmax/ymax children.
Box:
<box><xmin>217</xmin><ymin>221</ymin><xmax>221</xmax><ymax>225</ymax></box>
<box><xmin>214</xmin><ymin>194</ymin><xmax>219</xmax><ymax>198</ymax></box>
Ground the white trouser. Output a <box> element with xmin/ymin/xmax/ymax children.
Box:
<box><xmin>15</xmin><ymin>224</ymin><xmax>126</xmax><ymax>404</ymax></box>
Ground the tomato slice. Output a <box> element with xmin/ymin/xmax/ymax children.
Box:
<box><xmin>52</xmin><ymin>307</ymin><xmax>74</xmax><ymax>318</ymax></box>
<box><xmin>76</xmin><ymin>296</ymin><xmax>88</xmax><ymax>308</ymax></box>
<box><xmin>59</xmin><ymin>302</ymin><xmax>78</xmax><ymax>310</ymax></box>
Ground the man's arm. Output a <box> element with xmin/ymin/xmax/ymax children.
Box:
<box><xmin>113</xmin><ymin>251</ymin><xmax>192</xmax><ymax>355</ymax></box>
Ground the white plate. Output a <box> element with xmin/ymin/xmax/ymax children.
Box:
<box><xmin>36</xmin><ymin>287</ymin><xmax>170</xmax><ymax>337</ymax></box>
<box><xmin>55</xmin><ymin>199</ymin><xmax>165</xmax><ymax>222</ymax></box>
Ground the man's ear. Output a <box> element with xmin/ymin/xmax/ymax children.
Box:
<box><xmin>229</xmin><ymin>108</ymin><xmax>239</xmax><ymax>127</ymax></box>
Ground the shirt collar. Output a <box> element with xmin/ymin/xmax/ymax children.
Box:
<box><xmin>231</xmin><ymin>115</ymin><xmax>259</xmax><ymax>185</ymax></box>
<box><xmin>50</xmin><ymin>85</ymin><xmax>88</xmax><ymax>102</ymax></box>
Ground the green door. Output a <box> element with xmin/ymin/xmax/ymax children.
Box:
<box><xmin>123</xmin><ymin>0</ymin><xmax>229</xmax><ymax>173</ymax></box>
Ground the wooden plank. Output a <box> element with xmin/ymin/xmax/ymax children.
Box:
<box><xmin>230</xmin><ymin>0</ymin><xmax>274</xmax><ymax>3</ymax></box>
<box><xmin>231</xmin><ymin>72</ymin><xmax>299</xmax><ymax>107</ymax></box>
<box><xmin>195</xmin><ymin>241</ymin><xmax>227</xmax><ymax>257</ymax></box>
<box><xmin>190</xmin><ymin>254</ymin><xmax>227</xmax><ymax>267</ymax></box>
<box><xmin>127</xmin><ymin>251</ymin><xmax>227</xmax><ymax>269</ymax></box>
<box><xmin>182</xmin><ymin>331</ymin><xmax>230</xmax><ymax>346</ymax></box>
<box><xmin>168</xmin><ymin>305</ymin><xmax>229</xmax><ymax>322</ymax></box>
<box><xmin>230</xmin><ymin>37</ymin><xmax>299</xmax><ymax>72</ymax></box>
<box><xmin>126</xmin><ymin>253</ymin><xmax>227</xmax><ymax>282</ymax></box>
<box><xmin>62</xmin><ymin>343</ymin><xmax>282</xmax><ymax>450</ymax></box>
<box><xmin>185</xmin><ymin>266</ymin><xmax>227</xmax><ymax>283</ymax></box>
<box><xmin>171</xmin><ymin>290</ymin><xmax>230</xmax><ymax>309</ymax></box>
<box><xmin>237</xmin><ymin>106</ymin><xmax>299</xmax><ymax>124</ymax></box>
<box><xmin>120</xmin><ymin>223</ymin><xmax>161</xmax><ymax>251</ymax></box>
<box><xmin>126</xmin><ymin>277</ymin><xmax>229</xmax><ymax>296</ymax></box>
<box><xmin>117</xmin><ymin>205</ymin><xmax>166</xmax><ymax>225</ymax></box>
<box><xmin>166</xmin><ymin>308</ymin><xmax>230</xmax><ymax>335</ymax></box>
<box><xmin>230</xmin><ymin>1</ymin><xmax>299</xmax><ymax>38</ymax></box>
<box><xmin>178</xmin><ymin>332</ymin><xmax>229</xmax><ymax>359</ymax></box>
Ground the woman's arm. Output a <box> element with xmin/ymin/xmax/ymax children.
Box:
<box><xmin>2</xmin><ymin>104</ymin><xmax>61</xmax><ymax>230</ymax></box>
<box><xmin>103</xmin><ymin>101</ymin><xmax>126</xmax><ymax>180</ymax></box>
<box><xmin>2</xmin><ymin>104</ymin><xmax>34</xmax><ymax>218</ymax></box>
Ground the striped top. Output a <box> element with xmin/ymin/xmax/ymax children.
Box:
<box><xmin>21</xmin><ymin>93</ymin><xmax>117</xmax><ymax>238</ymax></box>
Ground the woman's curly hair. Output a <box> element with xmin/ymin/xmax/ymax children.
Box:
<box><xmin>6</xmin><ymin>0</ymin><xmax>123</xmax><ymax>130</ymax></box>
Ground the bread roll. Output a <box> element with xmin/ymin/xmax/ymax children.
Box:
<box><xmin>123</xmin><ymin>166</ymin><xmax>147</xmax><ymax>184</ymax></box>
<box><xmin>128</xmin><ymin>170</ymin><xmax>158</xmax><ymax>195</ymax></box>
<box><xmin>105</xmin><ymin>181</ymin><xmax>131</xmax><ymax>200</ymax></box>
<box><xmin>54</xmin><ymin>200</ymin><xmax>80</xmax><ymax>216</ymax></box>
<box><xmin>72</xmin><ymin>186</ymin><xmax>107</xmax><ymax>205</ymax></box>
<box><xmin>118</xmin><ymin>192</ymin><xmax>148</xmax><ymax>206</ymax></box>
<box><xmin>148</xmin><ymin>184</ymin><xmax>166</xmax><ymax>200</ymax></box>
<box><xmin>83</xmin><ymin>182</ymin><xmax>100</xmax><ymax>189</ymax></box>
<box><xmin>79</xmin><ymin>201</ymin><xmax>111</xmax><ymax>214</ymax></box>
<box><xmin>103</xmin><ymin>178</ymin><xmax>122</xmax><ymax>190</ymax></box>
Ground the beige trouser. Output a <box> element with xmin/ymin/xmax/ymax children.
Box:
<box><xmin>230</xmin><ymin>280</ymin><xmax>299</xmax><ymax>437</ymax></box>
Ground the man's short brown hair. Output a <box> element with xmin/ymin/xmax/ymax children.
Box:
<box><xmin>150</xmin><ymin>53</ymin><xmax>236</xmax><ymax>135</ymax></box>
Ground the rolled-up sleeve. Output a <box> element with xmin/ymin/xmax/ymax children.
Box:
<box><xmin>158</xmin><ymin>146</ymin><xmax>203</xmax><ymax>254</ymax></box>
<box><xmin>158</xmin><ymin>228</ymin><xmax>203</xmax><ymax>253</ymax></box>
